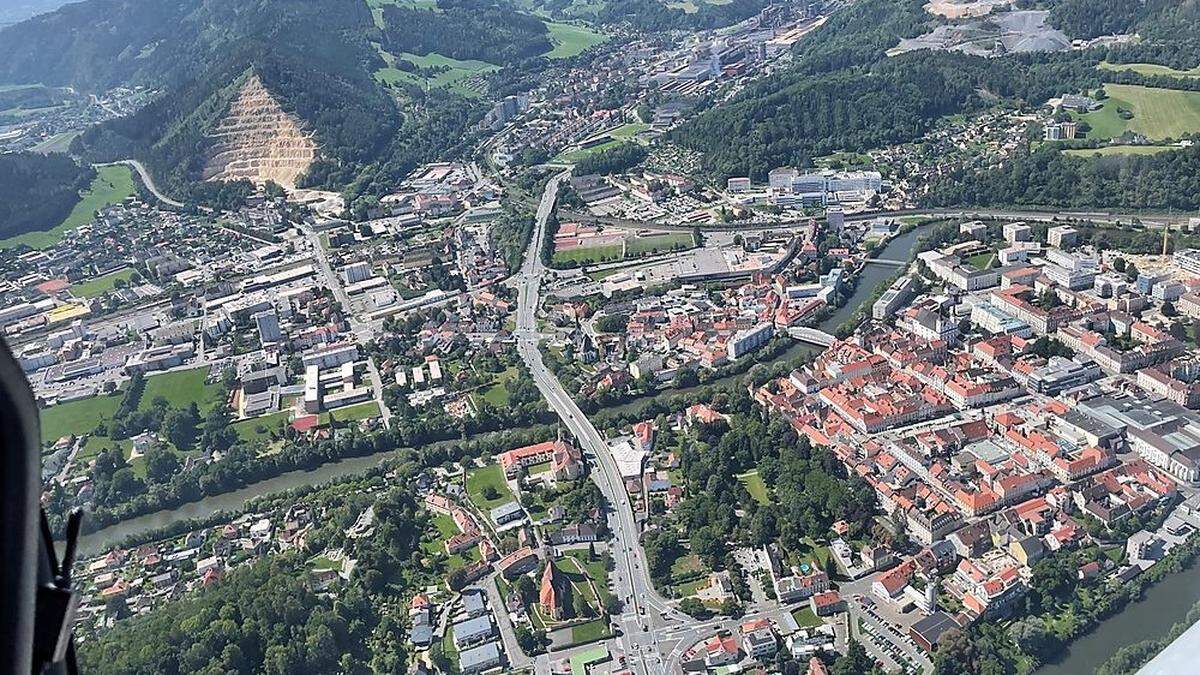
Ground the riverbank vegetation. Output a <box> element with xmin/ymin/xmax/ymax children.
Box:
<box><xmin>78</xmin><ymin>479</ymin><xmax>431</xmax><ymax>673</ymax></box>
<box><xmin>935</xmin><ymin>501</ymin><xmax>1200</xmax><ymax>674</ymax></box>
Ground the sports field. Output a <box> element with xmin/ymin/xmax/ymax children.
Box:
<box><xmin>552</xmin><ymin>243</ymin><xmax>624</xmax><ymax>265</ymax></box>
<box><xmin>0</xmin><ymin>164</ymin><xmax>136</xmax><ymax>249</ymax></box>
<box><xmin>626</xmin><ymin>232</ymin><xmax>694</xmax><ymax>256</ymax></box>
<box><xmin>71</xmin><ymin>267</ymin><xmax>136</xmax><ymax>299</ymax></box>
<box><xmin>1078</xmin><ymin>85</ymin><xmax>1200</xmax><ymax>140</ymax></box>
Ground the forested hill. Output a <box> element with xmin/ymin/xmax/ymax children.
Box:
<box><xmin>668</xmin><ymin>0</ymin><xmax>1106</xmax><ymax>180</ymax></box>
<box><xmin>0</xmin><ymin>0</ymin><xmax>493</xmax><ymax>206</ymax></box>
<box><xmin>0</xmin><ymin>153</ymin><xmax>96</xmax><ymax>240</ymax></box>
<box><xmin>926</xmin><ymin>145</ymin><xmax>1200</xmax><ymax>212</ymax></box>
<box><xmin>381</xmin><ymin>0</ymin><xmax>553</xmax><ymax>64</ymax></box>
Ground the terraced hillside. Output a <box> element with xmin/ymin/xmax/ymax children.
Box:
<box><xmin>201</xmin><ymin>75</ymin><xmax>317</xmax><ymax>189</ymax></box>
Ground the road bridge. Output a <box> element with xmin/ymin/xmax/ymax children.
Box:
<box><xmin>788</xmin><ymin>326</ymin><xmax>837</xmax><ymax>347</ymax></box>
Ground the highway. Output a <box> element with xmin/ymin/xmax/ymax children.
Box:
<box><xmin>514</xmin><ymin>172</ymin><xmax>690</xmax><ymax>673</ymax></box>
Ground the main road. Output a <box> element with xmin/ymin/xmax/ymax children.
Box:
<box><xmin>514</xmin><ymin>172</ymin><xmax>690</xmax><ymax>673</ymax></box>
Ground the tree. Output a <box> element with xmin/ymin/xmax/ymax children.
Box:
<box><xmin>144</xmin><ymin>446</ymin><xmax>181</xmax><ymax>484</ymax></box>
<box><xmin>1163</xmin><ymin>301</ymin><xmax>1178</xmax><ymax>317</ymax></box>
<box><xmin>679</xmin><ymin>597</ymin><xmax>708</xmax><ymax>618</ymax></box>
<box><xmin>833</xmin><ymin>640</ymin><xmax>878</xmax><ymax>675</ymax></box>
<box><xmin>162</xmin><ymin>407</ymin><xmax>199</xmax><ymax>449</ymax></box>
<box><xmin>1010</xmin><ymin>616</ymin><xmax>1059</xmax><ymax>661</ymax></box>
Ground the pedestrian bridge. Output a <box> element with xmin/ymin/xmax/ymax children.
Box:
<box><xmin>862</xmin><ymin>258</ymin><xmax>908</xmax><ymax>267</ymax></box>
<box><xmin>788</xmin><ymin>326</ymin><xmax>837</xmax><ymax>347</ymax></box>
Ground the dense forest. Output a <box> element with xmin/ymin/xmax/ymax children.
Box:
<box><xmin>0</xmin><ymin>153</ymin><xmax>94</xmax><ymax>239</ymax></box>
<box><xmin>925</xmin><ymin>145</ymin><xmax>1200</xmax><ymax>211</ymax></box>
<box><xmin>78</xmin><ymin>487</ymin><xmax>426</xmax><ymax>674</ymax></box>
<box><xmin>574</xmin><ymin>143</ymin><xmax>648</xmax><ymax>175</ymax></box>
<box><xmin>1048</xmin><ymin>0</ymin><xmax>1175</xmax><ymax>41</ymax></box>
<box><xmin>591</xmin><ymin>0</ymin><xmax>770</xmax><ymax>32</ymax></box>
<box><xmin>381</xmin><ymin>0</ymin><xmax>552</xmax><ymax>65</ymax></box>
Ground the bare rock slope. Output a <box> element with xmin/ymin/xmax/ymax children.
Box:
<box><xmin>202</xmin><ymin>74</ymin><xmax>317</xmax><ymax>189</ymax></box>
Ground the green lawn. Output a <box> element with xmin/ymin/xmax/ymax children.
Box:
<box><xmin>77</xmin><ymin>434</ymin><xmax>131</xmax><ymax>464</ymax></box>
<box><xmin>671</xmin><ymin>553</ymin><xmax>703</xmax><ymax>577</ymax></box>
<box><xmin>466</xmin><ymin>463</ymin><xmax>515</xmax><ymax>510</ymax></box>
<box><xmin>675</xmin><ymin>576</ymin><xmax>709</xmax><ymax>597</ymax></box>
<box><xmin>570</xmin><ymin>618</ymin><xmax>612</xmax><ymax>645</ymax></box>
<box><xmin>794</xmin><ymin>537</ymin><xmax>833</xmax><ymax>570</ymax></box>
<box><xmin>1076</xmin><ymin>85</ymin><xmax>1200</xmax><ymax>140</ymax></box>
<box><xmin>626</xmin><ymin>232</ymin><xmax>694</xmax><ymax>256</ymax></box>
<box><xmin>1</xmin><ymin>165</ymin><xmax>136</xmax><ymax>249</ymax></box>
<box><xmin>71</xmin><ymin>267</ymin><xmax>136</xmax><ymax>299</ymax></box>
<box><xmin>477</xmin><ymin>366</ymin><xmax>517</xmax><ymax>407</ymax></box>
<box><xmin>586</xmin><ymin>268</ymin><xmax>621</xmax><ymax>281</ymax></box>
<box><xmin>543</xmin><ymin>21</ymin><xmax>608</xmax><ymax>59</ymax></box>
<box><xmin>1062</xmin><ymin>144</ymin><xmax>1181</xmax><ymax>158</ymax></box>
<box><xmin>1098</xmin><ymin>61</ymin><xmax>1200</xmax><ymax>78</ymax></box>
<box><xmin>437</xmin><ymin>630</ymin><xmax>460</xmax><ymax>675</ymax></box>
<box><xmin>140</xmin><ymin>366</ymin><xmax>223</xmax><ymax>412</ymax></box>
<box><xmin>232</xmin><ymin>410</ymin><xmax>292</xmax><ymax>443</ymax></box>
<box><xmin>552</xmin><ymin>243</ymin><xmax>624</xmax><ymax>265</ymax></box>
<box><xmin>310</xmin><ymin>555</ymin><xmax>344</xmax><ymax>571</ymax></box>
<box><xmin>367</xmin><ymin>0</ymin><xmax>438</xmax><ymax>28</ymax></box>
<box><xmin>40</xmin><ymin>393</ymin><xmax>123</xmax><ymax>444</ymax></box>
<box><xmin>792</xmin><ymin>605</ymin><xmax>824</xmax><ymax>628</ymax></box>
<box><xmin>737</xmin><ymin>469</ymin><xmax>771</xmax><ymax>505</ymax></box>
<box><xmin>964</xmin><ymin>251</ymin><xmax>995</xmax><ymax>271</ymax></box>
<box><xmin>609</xmin><ymin>122</ymin><xmax>649</xmax><ymax>140</ymax></box>
<box><xmin>565</xmin><ymin>551</ymin><xmax>615</xmax><ymax>606</ymax></box>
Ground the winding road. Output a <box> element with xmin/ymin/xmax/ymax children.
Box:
<box><xmin>96</xmin><ymin>159</ymin><xmax>185</xmax><ymax>208</ymax></box>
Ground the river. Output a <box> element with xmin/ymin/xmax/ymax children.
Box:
<box><xmin>74</xmin><ymin>224</ymin><xmax>934</xmax><ymax>555</ymax></box>
<box><xmin>605</xmin><ymin>222</ymin><xmax>932</xmax><ymax>417</ymax></box>
<box><xmin>75</xmin><ymin>448</ymin><xmax>410</xmax><ymax>555</ymax></box>
<box><xmin>1037</xmin><ymin>559</ymin><xmax>1200</xmax><ymax>675</ymax></box>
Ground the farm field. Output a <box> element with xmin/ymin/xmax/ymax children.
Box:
<box><xmin>1062</xmin><ymin>145</ymin><xmax>1181</xmax><ymax>158</ymax></box>
<box><xmin>1098</xmin><ymin>61</ymin><xmax>1200</xmax><ymax>78</ymax></box>
<box><xmin>71</xmin><ymin>267</ymin><xmax>136</xmax><ymax>299</ymax></box>
<box><xmin>1077</xmin><ymin>85</ymin><xmax>1200</xmax><ymax>141</ymax></box>
<box><xmin>0</xmin><ymin>164</ymin><xmax>136</xmax><ymax>249</ymax></box>
<box><xmin>544</xmin><ymin>21</ymin><xmax>607</xmax><ymax>59</ymax></box>
<box><xmin>374</xmin><ymin>46</ymin><xmax>497</xmax><ymax>97</ymax></box>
